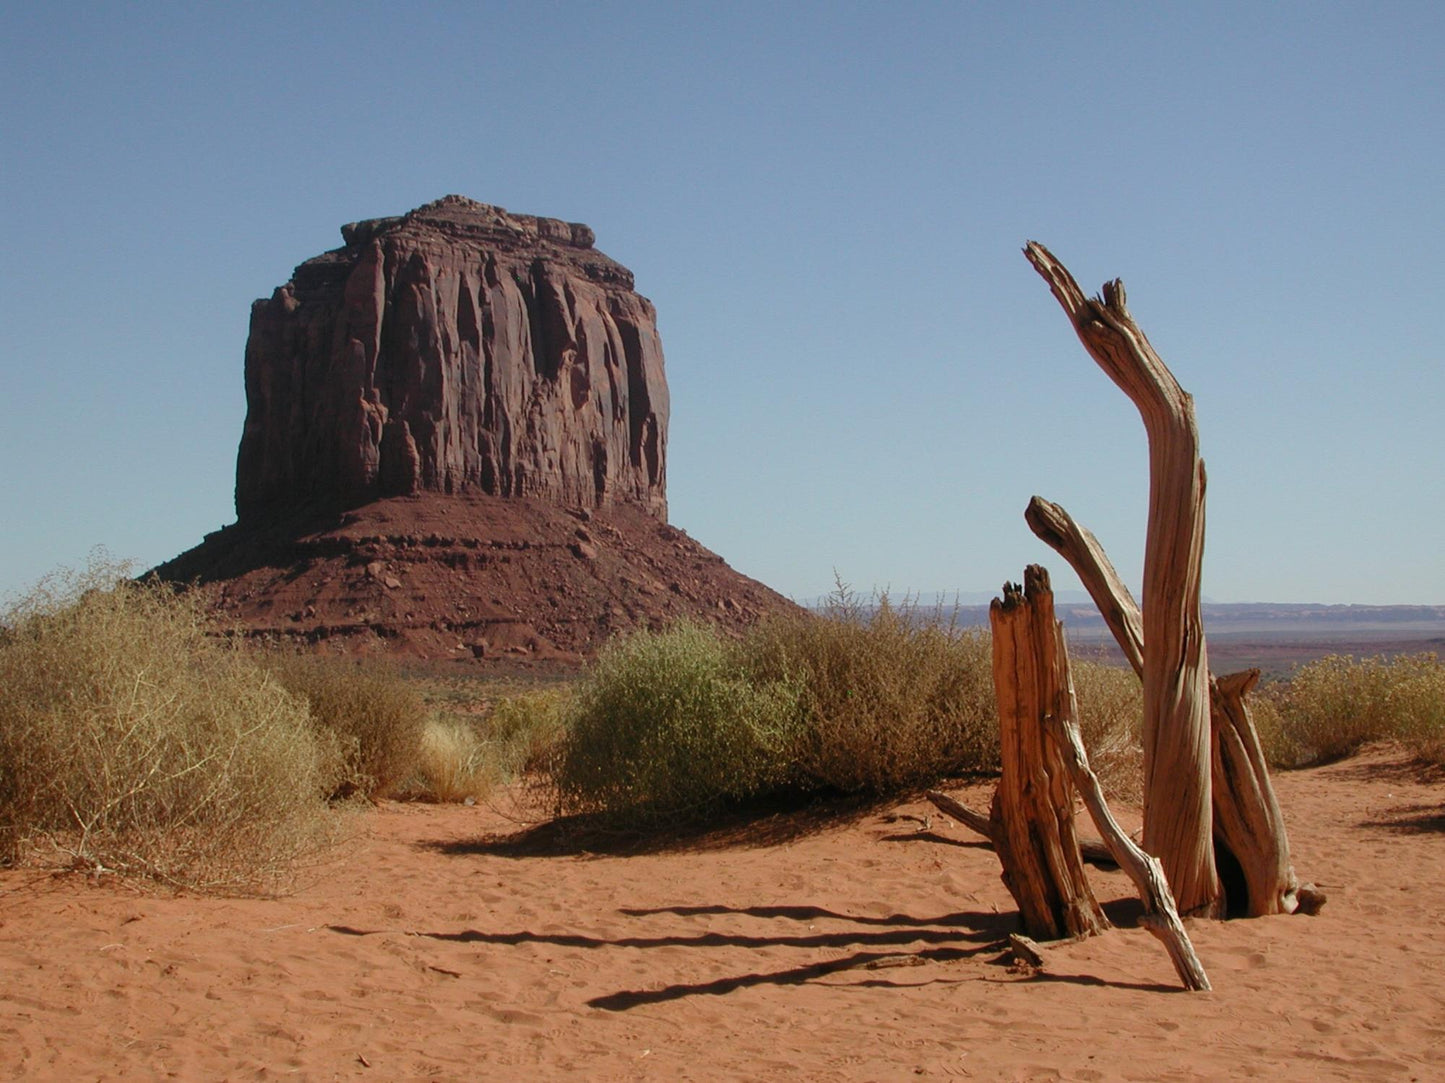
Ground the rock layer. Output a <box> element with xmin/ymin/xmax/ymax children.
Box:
<box><xmin>237</xmin><ymin>196</ymin><xmax>668</xmax><ymax>521</ymax></box>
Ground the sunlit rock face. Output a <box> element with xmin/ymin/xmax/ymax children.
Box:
<box><xmin>236</xmin><ymin>195</ymin><xmax>668</xmax><ymax>522</ymax></box>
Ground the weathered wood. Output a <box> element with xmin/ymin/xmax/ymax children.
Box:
<box><xmin>924</xmin><ymin>788</ymin><xmax>1120</xmax><ymax>869</ymax></box>
<box><xmin>922</xmin><ymin>790</ymin><xmax>994</xmax><ymax>841</ymax></box>
<box><xmin>1210</xmin><ymin>668</ymin><xmax>1320</xmax><ymax>916</ymax></box>
<box><xmin>988</xmin><ymin>566</ymin><xmax>1107</xmax><ymax>941</ymax></box>
<box><xmin>1294</xmin><ymin>883</ymin><xmax>1327</xmax><ymax>916</ymax></box>
<box><xmin>1026</xmin><ymin>493</ymin><xmax>1313</xmax><ymax>918</ymax></box>
<box><xmin>1006</xmin><ymin>933</ymin><xmax>1047</xmax><ymax>970</ymax></box>
<box><xmin>1025</xmin><ymin>242</ymin><xmax>1221</xmax><ymax>918</ymax></box>
<box><xmin>1044</xmin><ymin>620</ymin><xmax>1212</xmax><ymax>991</ymax></box>
<box><xmin>1025</xmin><ymin>496</ymin><xmax>1144</xmax><ymax>675</ymax></box>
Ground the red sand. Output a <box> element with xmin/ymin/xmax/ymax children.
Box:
<box><xmin>3</xmin><ymin>747</ymin><xmax>1442</xmax><ymax>1081</ymax></box>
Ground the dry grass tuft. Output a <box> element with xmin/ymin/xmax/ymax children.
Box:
<box><xmin>403</xmin><ymin>689</ymin><xmax>573</xmax><ymax>804</ymax></box>
<box><xmin>1070</xmin><ymin>659</ymin><xmax>1144</xmax><ymax>803</ymax></box>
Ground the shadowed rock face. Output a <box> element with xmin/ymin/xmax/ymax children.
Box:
<box><xmin>236</xmin><ymin>195</ymin><xmax>668</xmax><ymax>522</ymax></box>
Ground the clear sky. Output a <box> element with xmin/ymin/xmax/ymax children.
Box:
<box><xmin>3</xmin><ymin>2</ymin><xmax>1441</xmax><ymax>607</ymax></box>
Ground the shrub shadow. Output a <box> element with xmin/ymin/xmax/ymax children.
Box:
<box><xmin>421</xmin><ymin>791</ymin><xmax>911</xmax><ymax>858</ymax></box>
<box><xmin>1316</xmin><ymin>749</ymin><xmax>1445</xmax><ymax>785</ymax></box>
<box><xmin>1359</xmin><ymin>803</ymin><xmax>1445</xmax><ymax>834</ymax></box>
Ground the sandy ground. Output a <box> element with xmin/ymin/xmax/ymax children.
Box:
<box><xmin>3</xmin><ymin>747</ymin><xmax>1442</xmax><ymax>1082</ymax></box>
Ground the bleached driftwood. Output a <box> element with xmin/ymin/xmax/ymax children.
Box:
<box><xmin>1026</xmin><ymin>496</ymin><xmax>1144</xmax><ymax>675</ymax></box>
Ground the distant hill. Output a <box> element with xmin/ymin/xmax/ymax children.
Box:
<box><xmin>807</xmin><ymin>596</ymin><xmax>1445</xmax><ymax>633</ymax></box>
<box><xmin>806</xmin><ymin>596</ymin><xmax>1445</xmax><ymax>677</ymax></box>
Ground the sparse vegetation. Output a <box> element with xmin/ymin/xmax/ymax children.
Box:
<box><xmin>5</xmin><ymin>557</ymin><xmax>1437</xmax><ymax>879</ymax></box>
<box><xmin>550</xmin><ymin>592</ymin><xmax>1165</xmax><ymax>824</ymax></box>
<box><xmin>257</xmin><ymin>653</ymin><xmax>428</xmax><ymax>799</ymax></box>
<box><xmin>556</xmin><ymin>622</ymin><xmax>802</xmax><ymax>822</ymax></box>
<box><xmin>743</xmin><ymin>589</ymin><xmax>997</xmax><ymax>794</ymax></box>
<box><xmin>1259</xmin><ymin>653</ymin><xmax>1445</xmax><ymax>767</ymax></box>
<box><xmin>1071</xmin><ymin>659</ymin><xmax>1145</xmax><ymax>801</ymax></box>
<box><xmin>0</xmin><ymin>563</ymin><xmax>338</xmax><ymax>891</ymax></box>
<box><xmin>402</xmin><ymin>688</ymin><xmax>572</xmax><ymax>804</ymax></box>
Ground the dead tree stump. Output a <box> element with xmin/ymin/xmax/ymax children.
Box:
<box><xmin>1025</xmin><ymin>243</ymin><xmax>1228</xmax><ymax>914</ymax></box>
<box><xmin>1044</xmin><ymin>644</ymin><xmax>1212</xmax><ymax>991</ymax></box>
<box><xmin>988</xmin><ymin>565</ymin><xmax>1107</xmax><ymax>941</ymax></box>
<box><xmin>1022</xmin><ymin>247</ymin><xmax>1319</xmax><ymax>919</ymax></box>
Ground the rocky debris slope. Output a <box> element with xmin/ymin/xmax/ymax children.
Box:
<box><xmin>237</xmin><ymin>195</ymin><xmax>668</xmax><ymax>521</ymax></box>
<box><xmin>156</xmin><ymin>493</ymin><xmax>798</xmax><ymax>664</ymax></box>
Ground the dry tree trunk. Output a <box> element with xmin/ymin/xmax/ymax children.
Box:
<box><xmin>987</xmin><ymin>565</ymin><xmax>1107</xmax><ymax>941</ymax></box>
<box><xmin>923</xmin><ymin>787</ymin><xmax>1121</xmax><ymax>869</ymax></box>
<box><xmin>1210</xmin><ymin>669</ymin><xmax>1324</xmax><ymax>915</ymax></box>
<box><xmin>1044</xmin><ymin>624</ymin><xmax>1211</xmax><ymax>991</ymax></box>
<box><xmin>1022</xmin><ymin>251</ymin><xmax>1322</xmax><ymax>918</ymax></box>
<box><xmin>1024</xmin><ymin>242</ymin><xmax>1222</xmax><ymax>918</ymax></box>
<box><xmin>1026</xmin><ymin>449</ymin><xmax>1320</xmax><ymax>917</ymax></box>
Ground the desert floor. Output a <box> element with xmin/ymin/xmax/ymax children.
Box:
<box><xmin>3</xmin><ymin>747</ymin><xmax>1442</xmax><ymax>1082</ymax></box>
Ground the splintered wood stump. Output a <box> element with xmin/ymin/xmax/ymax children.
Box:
<box><xmin>1027</xmin><ymin>494</ymin><xmax>1319</xmax><ymax>917</ymax></box>
<box><xmin>989</xmin><ymin>565</ymin><xmax>1107</xmax><ymax>941</ymax></box>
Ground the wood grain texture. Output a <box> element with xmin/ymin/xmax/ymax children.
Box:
<box><xmin>1025</xmin><ymin>242</ymin><xmax>1221</xmax><ymax>917</ymax></box>
<box><xmin>1046</xmin><ymin>622</ymin><xmax>1212</xmax><ymax>991</ymax></box>
<box><xmin>988</xmin><ymin>566</ymin><xmax>1107</xmax><ymax>941</ymax></box>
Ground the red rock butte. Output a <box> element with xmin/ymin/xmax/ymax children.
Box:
<box><xmin>158</xmin><ymin>197</ymin><xmax>796</xmax><ymax>662</ymax></box>
<box><xmin>237</xmin><ymin>194</ymin><xmax>667</xmax><ymax>522</ymax></box>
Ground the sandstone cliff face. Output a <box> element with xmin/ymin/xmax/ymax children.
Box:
<box><xmin>236</xmin><ymin>196</ymin><xmax>668</xmax><ymax>521</ymax></box>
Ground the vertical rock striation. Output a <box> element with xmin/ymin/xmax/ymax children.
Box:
<box><xmin>236</xmin><ymin>195</ymin><xmax>668</xmax><ymax>521</ymax></box>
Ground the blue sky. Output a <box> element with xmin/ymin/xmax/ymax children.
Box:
<box><xmin>3</xmin><ymin>2</ymin><xmax>1441</xmax><ymax>606</ymax></box>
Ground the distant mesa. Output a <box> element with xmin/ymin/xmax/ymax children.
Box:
<box><xmin>159</xmin><ymin>197</ymin><xmax>795</xmax><ymax>662</ymax></box>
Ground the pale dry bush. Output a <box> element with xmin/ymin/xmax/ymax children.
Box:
<box><xmin>1070</xmin><ymin>660</ymin><xmax>1144</xmax><ymax>803</ymax></box>
<box><xmin>0</xmin><ymin>564</ymin><xmax>338</xmax><ymax>892</ymax></box>
<box><xmin>743</xmin><ymin>589</ymin><xmax>997</xmax><ymax>793</ymax></box>
<box><xmin>1262</xmin><ymin>653</ymin><xmax>1445</xmax><ymax>766</ymax></box>
<box><xmin>408</xmin><ymin>716</ymin><xmax>492</xmax><ymax>803</ymax></box>
<box><xmin>258</xmin><ymin>653</ymin><xmax>427</xmax><ymax>798</ymax></box>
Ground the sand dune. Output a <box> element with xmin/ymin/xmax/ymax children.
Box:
<box><xmin>3</xmin><ymin>747</ymin><xmax>1442</xmax><ymax>1081</ymax></box>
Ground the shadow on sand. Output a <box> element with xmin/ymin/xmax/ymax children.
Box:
<box><xmin>325</xmin><ymin>898</ymin><xmax>1179</xmax><ymax>1009</ymax></box>
<box><xmin>416</xmin><ymin>790</ymin><xmax>945</xmax><ymax>859</ymax></box>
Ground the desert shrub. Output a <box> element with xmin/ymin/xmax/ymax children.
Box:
<box><xmin>742</xmin><ymin>589</ymin><xmax>997</xmax><ymax>793</ymax></box>
<box><xmin>1071</xmin><ymin>660</ymin><xmax>1144</xmax><ymax>802</ymax></box>
<box><xmin>258</xmin><ymin>653</ymin><xmax>428</xmax><ymax>799</ymax></box>
<box><xmin>1263</xmin><ymin>653</ymin><xmax>1445</xmax><ymax>766</ymax></box>
<box><xmin>556</xmin><ymin>622</ymin><xmax>802</xmax><ymax>822</ymax></box>
<box><xmin>0</xmin><ymin>564</ymin><xmax>336</xmax><ymax>891</ymax></box>
<box><xmin>482</xmin><ymin>687</ymin><xmax>574</xmax><ymax>776</ymax></box>
<box><xmin>403</xmin><ymin>688</ymin><xmax>573</xmax><ymax>803</ymax></box>
<box><xmin>1244</xmin><ymin>691</ymin><xmax>1294</xmax><ymax>768</ymax></box>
